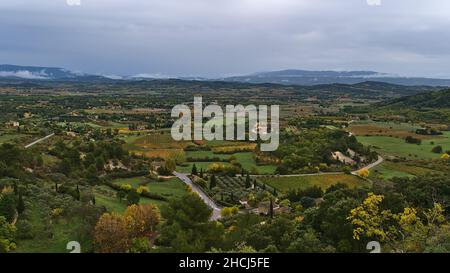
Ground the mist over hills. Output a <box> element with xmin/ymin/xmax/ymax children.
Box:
<box><xmin>221</xmin><ymin>69</ymin><xmax>450</xmax><ymax>86</ymax></box>
<box><xmin>2</xmin><ymin>64</ymin><xmax>450</xmax><ymax>87</ymax></box>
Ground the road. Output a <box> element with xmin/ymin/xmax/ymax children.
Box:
<box><xmin>173</xmin><ymin>171</ymin><xmax>222</xmax><ymax>221</ymax></box>
<box><xmin>351</xmin><ymin>155</ymin><xmax>384</xmax><ymax>175</ymax></box>
<box><xmin>24</xmin><ymin>133</ymin><xmax>55</xmax><ymax>149</ymax></box>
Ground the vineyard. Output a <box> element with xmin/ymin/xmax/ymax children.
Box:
<box><xmin>207</xmin><ymin>175</ymin><xmax>276</xmax><ymax>206</ymax></box>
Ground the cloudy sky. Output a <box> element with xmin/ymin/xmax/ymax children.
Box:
<box><xmin>1</xmin><ymin>0</ymin><xmax>450</xmax><ymax>78</ymax></box>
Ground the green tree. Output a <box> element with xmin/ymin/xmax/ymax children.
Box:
<box><xmin>191</xmin><ymin>164</ymin><xmax>198</xmax><ymax>176</ymax></box>
<box><xmin>127</xmin><ymin>190</ymin><xmax>140</xmax><ymax>206</ymax></box>
<box><xmin>210</xmin><ymin>174</ymin><xmax>217</xmax><ymax>190</ymax></box>
<box><xmin>16</xmin><ymin>192</ymin><xmax>25</xmax><ymax>214</ymax></box>
<box><xmin>96</xmin><ymin>157</ymin><xmax>105</xmax><ymax>171</ymax></box>
<box><xmin>245</xmin><ymin>173</ymin><xmax>251</xmax><ymax>188</ymax></box>
<box><xmin>158</xmin><ymin>193</ymin><xmax>223</xmax><ymax>252</ymax></box>
<box><xmin>0</xmin><ymin>192</ymin><xmax>17</xmax><ymax>222</ymax></box>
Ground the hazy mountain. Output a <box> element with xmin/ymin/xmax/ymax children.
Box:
<box><xmin>3</xmin><ymin>65</ymin><xmax>450</xmax><ymax>87</ymax></box>
<box><xmin>0</xmin><ymin>64</ymin><xmax>108</xmax><ymax>81</ymax></box>
<box><xmin>222</xmin><ymin>69</ymin><xmax>450</xmax><ymax>86</ymax></box>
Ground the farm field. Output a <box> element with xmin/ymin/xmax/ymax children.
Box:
<box><xmin>112</xmin><ymin>176</ymin><xmax>188</xmax><ymax>199</ymax></box>
<box><xmin>259</xmin><ymin>174</ymin><xmax>367</xmax><ymax>193</ymax></box>
<box><xmin>370</xmin><ymin>161</ymin><xmax>435</xmax><ymax>180</ymax></box>
<box><xmin>178</xmin><ymin>152</ymin><xmax>277</xmax><ymax>174</ymax></box>
<box><xmin>357</xmin><ymin>132</ymin><xmax>450</xmax><ymax>159</ymax></box>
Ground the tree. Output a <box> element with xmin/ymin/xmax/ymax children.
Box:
<box><xmin>13</xmin><ymin>182</ymin><xmax>18</xmax><ymax>195</ymax></box>
<box><xmin>74</xmin><ymin>185</ymin><xmax>81</xmax><ymax>201</ymax></box>
<box><xmin>126</xmin><ymin>189</ymin><xmax>140</xmax><ymax>206</ymax></box>
<box><xmin>269</xmin><ymin>198</ymin><xmax>274</xmax><ymax>219</ymax></box>
<box><xmin>191</xmin><ymin>164</ymin><xmax>198</xmax><ymax>176</ymax></box>
<box><xmin>0</xmin><ymin>216</ymin><xmax>16</xmax><ymax>253</ymax></box>
<box><xmin>86</xmin><ymin>164</ymin><xmax>98</xmax><ymax>183</ymax></box>
<box><xmin>199</xmin><ymin>168</ymin><xmax>204</xmax><ymax>178</ymax></box>
<box><xmin>95</xmin><ymin>156</ymin><xmax>105</xmax><ymax>171</ymax></box>
<box><xmin>124</xmin><ymin>204</ymin><xmax>161</xmax><ymax>238</ymax></box>
<box><xmin>158</xmin><ymin>193</ymin><xmax>224</xmax><ymax>252</ymax></box>
<box><xmin>442</xmin><ymin>153</ymin><xmax>450</xmax><ymax>159</ymax></box>
<box><xmin>221</xmin><ymin>206</ymin><xmax>239</xmax><ymax>218</ymax></box>
<box><xmin>348</xmin><ymin>192</ymin><xmax>448</xmax><ymax>252</ymax></box>
<box><xmin>0</xmin><ymin>191</ymin><xmax>17</xmax><ymax>222</ymax></box>
<box><xmin>358</xmin><ymin>169</ymin><xmax>369</xmax><ymax>178</ymax></box>
<box><xmin>16</xmin><ymin>192</ymin><xmax>25</xmax><ymax>214</ymax></box>
<box><xmin>94</xmin><ymin>213</ymin><xmax>129</xmax><ymax>253</ymax></box>
<box><xmin>245</xmin><ymin>173</ymin><xmax>251</xmax><ymax>188</ymax></box>
<box><xmin>210</xmin><ymin>174</ymin><xmax>217</xmax><ymax>190</ymax></box>
<box><xmin>165</xmin><ymin>159</ymin><xmax>176</xmax><ymax>173</ymax></box>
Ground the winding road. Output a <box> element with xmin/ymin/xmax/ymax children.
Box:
<box><xmin>173</xmin><ymin>171</ymin><xmax>222</xmax><ymax>220</ymax></box>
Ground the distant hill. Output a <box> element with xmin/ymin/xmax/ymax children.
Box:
<box><xmin>222</xmin><ymin>69</ymin><xmax>450</xmax><ymax>86</ymax></box>
<box><xmin>0</xmin><ymin>64</ymin><xmax>109</xmax><ymax>81</ymax></box>
<box><xmin>3</xmin><ymin>65</ymin><xmax>450</xmax><ymax>87</ymax></box>
<box><xmin>382</xmin><ymin>89</ymin><xmax>450</xmax><ymax>108</ymax></box>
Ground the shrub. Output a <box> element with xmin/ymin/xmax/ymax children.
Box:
<box><xmin>432</xmin><ymin>145</ymin><xmax>443</xmax><ymax>154</ymax></box>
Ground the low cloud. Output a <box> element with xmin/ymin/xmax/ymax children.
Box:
<box><xmin>0</xmin><ymin>70</ymin><xmax>49</xmax><ymax>79</ymax></box>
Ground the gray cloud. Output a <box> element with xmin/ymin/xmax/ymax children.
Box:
<box><xmin>1</xmin><ymin>0</ymin><xmax>450</xmax><ymax>78</ymax></box>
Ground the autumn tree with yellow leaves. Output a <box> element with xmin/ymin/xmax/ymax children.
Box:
<box><xmin>348</xmin><ymin>193</ymin><xmax>448</xmax><ymax>252</ymax></box>
<box><xmin>94</xmin><ymin>204</ymin><xmax>161</xmax><ymax>253</ymax></box>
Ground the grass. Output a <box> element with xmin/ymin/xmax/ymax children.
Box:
<box><xmin>94</xmin><ymin>182</ymin><xmax>174</xmax><ymax>214</ymax></box>
<box><xmin>370</xmin><ymin>161</ymin><xmax>435</xmax><ymax>180</ymax></box>
<box><xmin>111</xmin><ymin>176</ymin><xmax>187</xmax><ymax>197</ymax></box>
<box><xmin>100</xmin><ymin>176</ymin><xmax>188</xmax><ymax>212</ymax></box>
<box><xmin>182</xmin><ymin>151</ymin><xmax>277</xmax><ymax>174</ymax></box>
<box><xmin>259</xmin><ymin>174</ymin><xmax>367</xmax><ymax>193</ymax></box>
<box><xmin>15</xmin><ymin>204</ymin><xmax>92</xmax><ymax>253</ymax></box>
<box><xmin>357</xmin><ymin>132</ymin><xmax>450</xmax><ymax>159</ymax></box>
<box><xmin>0</xmin><ymin>132</ymin><xmax>26</xmax><ymax>144</ymax></box>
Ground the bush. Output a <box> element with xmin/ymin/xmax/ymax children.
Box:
<box><xmin>299</xmin><ymin>196</ymin><xmax>316</xmax><ymax>208</ymax></box>
<box><xmin>432</xmin><ymin>145</ymin><xmax>443</xmax><ymax>154</ymax></box>
<box><xmin>405</xmin><ymin>136</ymin><xmax>421</xmax><ymax>145</ymax></box>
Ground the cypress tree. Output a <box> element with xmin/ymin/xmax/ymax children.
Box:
<box><xmin>269</xmin><ymin>198</ymin><xmax>274</xmax><ymax>218</ymax></box>
<box><xmin>74</xmin><ymin>184</ymin><xmax>81</xmax><ymax>201</ymax></box>
<box><xmin>245</xmin><ymin>173</ymin><xmax>251</xmax><ymax>188</ymax></box>
<box><xmin>192</xmin><ymin>164</ymin><xmax>198</xmax><ymax>176</ymax></box>
<box><xmin>210</xmin><ymin>174</ymin><xmax>217</xmax><ymax>190</ymax></box>
<box><xmin>17</xmin><ymin>192</ymin><xmax>25</xmax><ymax>214</ymax></box>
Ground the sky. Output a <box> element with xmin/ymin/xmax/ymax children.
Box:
<box><xmin>1</xmin><ymin>0</ymin><xmax>450</xmax><ymax>78</ymax></box>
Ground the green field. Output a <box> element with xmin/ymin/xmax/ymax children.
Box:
<box><xmin>370</xmin><ymin>161</ymin><xmax>435</xmax><ymax>180</ymax></box>
<box><xmin>357</xmin><ymin>132</ymin><xmax>450</xmax><ymax>159</ymax></box>
<box><xmin>181</xmin><ymin>151</ymin><xmax>277</xmax><ymax>174</ymax></box>
<box><xmin>0</xmin><ymin>132</ymin><xmax>26</xmax><ymax>144</ymax></box>
<box><xmin>259</xmin><ymin>174</ymin><xmax>367</xmax><ymax>193</ymax></box>
<box><xmin>111</xmin><ymin>176</ymin><xmax>188</xmax><ymax>199</ymax></box>
<box><xmin>16</xmin><ymin>204</ymin><xmax>92</xmax><ymax>253</ymax></box>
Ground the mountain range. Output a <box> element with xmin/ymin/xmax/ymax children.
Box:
<box><xmin>2</xmin><ymin>64</ymin><xmax>450</xmax><ymax>86</ymax></box>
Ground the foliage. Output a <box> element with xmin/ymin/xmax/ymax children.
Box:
<box><xmin>0</xmin><ymin>216</ymin><xmax>16</xmax><ymax>253</ymax></box>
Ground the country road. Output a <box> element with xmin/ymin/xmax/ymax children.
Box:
<box><xmin>24</xmin><ymin>133</ymin><xmax>55</xmax><ymax>149</ymax></box>
<box><xmin>351</xmin><ymin>155</ymin><xmax>384</xmax><ymax>175</ymax></box>
<box><xmin>173</xmin><ymin>171</ymin><xmax>222</xmax><ymax>221</ymax></box>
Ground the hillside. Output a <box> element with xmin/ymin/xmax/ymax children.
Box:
<box><xmin>382</xmin><ymin>89</ymin><xmax>450</xmax><ymax>108</ymax></box>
